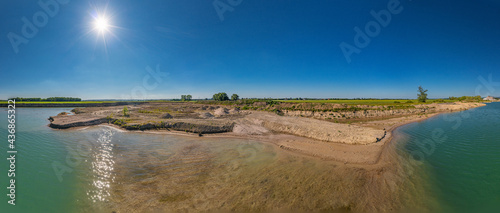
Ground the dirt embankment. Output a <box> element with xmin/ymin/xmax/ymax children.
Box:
<box><xmin>279</xmin><ymin>102</ymin><xmax>486</xmax><ymax>122</ymax></box>
<box><xmin>48</xmin><ymin>116</ymin><xmax>109</xmax><ymax>129</ymax></box>
<box><xmin>48</xmin><ymin>103</ymin><xmax>387</xmax><ymax>144</ymax></box>
<box><xmin>234</xmin><ymin>112</ymin><xmax>385</xmax><ymax>145</ymax></box>
<box><xmin>49</xmin><ymin>104</ymin><xmax>240</xmax><ymax>134</ymax></box>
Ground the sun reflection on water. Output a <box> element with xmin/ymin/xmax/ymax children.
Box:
<box><xmin>87</xmin><ymin>129</ymin><xmax>115</xmax><ymax>203</ymax></box>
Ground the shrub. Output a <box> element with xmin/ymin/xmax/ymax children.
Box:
<box><xmin>71</xmin><ymin>108</ymin><xmax>84</xmax><ymax>114</ymax></box>
<box><xmin>123</xmin><ymin>106</ymin><xmax>129</xmax><ymax>117</ymax></box>
<box><xmin>272</xmin><ymin>109</ymin><xmax>284</xmax><ymax>116</ymax></box>
<box><xmin>266</xmin><ymin>100</ymin><xmax>280</xmax><ymax>106</ymax></box>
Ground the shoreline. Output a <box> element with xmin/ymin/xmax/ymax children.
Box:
<box><xmin>374</xmin><ymin>112</ymin><xmax>443</xmax><ymax>165</ymax></box>
<box><xmin>48</xmin><ymin>102</ymin><xmax>488</xmax><ymax>166</ymax></box>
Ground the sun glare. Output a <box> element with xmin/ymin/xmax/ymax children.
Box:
<box><xmin>88</xmin><ymin>6</ymin><xmax>119</xmax><ymax>52</ymax></box>
<box><xmin>94</xmin><ymin>16</ymin><xmax>109</xmax><ymax>33</ymax></box>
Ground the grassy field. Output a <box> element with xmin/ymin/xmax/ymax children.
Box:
<box><xmin>278</xmin><ymin>99</ymin><xmax>456</xmax><ymax>105</ymax></box>
<box><xmin>0</xmin><ymin>101</ymin><xmax>147</xmax><ymax>104</ymax></box>
<box><xmin>0</xmin><ymin>100</ymin><xmax>188</xmax><ymax>105</ymax></box>
<box><xmin>0</xmin><ymin>99</ymin><xmax>460</xmax><ymax>106</ymax></box>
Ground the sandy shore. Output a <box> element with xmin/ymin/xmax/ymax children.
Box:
<box><xmin>94</xmin><ymin>111</ymin><xmax>446</xmax><ymax>165</ymax></box>
<box><xmin>49</xmin><ymin>101</ymin><xmax>486</xmax><ymax>165</ymax></box>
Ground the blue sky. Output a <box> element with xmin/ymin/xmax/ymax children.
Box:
<box><xmin>1</xmin><ymin>0</ymin><xmax>499</xmax><ymax>100</ymax></box>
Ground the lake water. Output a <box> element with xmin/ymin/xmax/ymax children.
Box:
<box><xmin>394</xmin><ymin>102</ymin><xmax>500</xmax><ymax>212</ymax></box>
<box><xmin>0</xmin><ymin>104</ymin><xmax>499</xmax><ymax>212</ymax></box>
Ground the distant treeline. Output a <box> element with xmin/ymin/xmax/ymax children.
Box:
<box><xmin>246</xmin><ymin>98</ymin><xmax>419</xmax><ymax>100</ymax></box>
<box><xmin>11</xmin><ymin>97</ymin><xmax>82</xmax><ymax>102</ymax></box>
<box><xmin>448</xmin><ymin>96</ymin><xmax>482</xmax><ymax>102</ymax></box>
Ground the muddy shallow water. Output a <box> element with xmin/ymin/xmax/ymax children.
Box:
<box><xmin>66</xmin><ymin>125</ymin><xmax>427</xmax><ymax>213</ymax></box>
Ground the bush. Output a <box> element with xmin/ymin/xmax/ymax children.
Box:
<box><xmin>123</xmin><ymin>106</ymin><xmax>129</xmax><ymax>117</ymax></box>
<box><xmin>266</xmin><ymin>100</ymin><xmax>280</xmax><ymax>106</ymax></box>
<box><xmin>71</xmin><ymin>108</ymin><xmax>84</xmax><ymax>114</ymax></box>
<box><xmin>272</xmin><ymin>109</ymin><xmax>284</xmax><ymax>116</ymax></box>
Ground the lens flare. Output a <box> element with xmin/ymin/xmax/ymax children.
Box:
<box><xmin>93</xmin><ymin>16</ymin><xmax>110</xmax><ymax>34</ymax></box>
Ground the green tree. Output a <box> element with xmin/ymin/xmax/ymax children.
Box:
<box><xmin>123</xmin><ymin>106</ymin><xmax>129</xmax><ymax>117</ymax></box>
<box><xmin>213</xmin><ymin>92</ymin><xmax>229</xmax><ymax>101</ymax></box>
<box><xmin>417</xmin><ymin>86</ymin><xmax>428</xmax><ymax>103</ymax></box>
<box><xmin>231</xmin><ymin>94</ymin><xmax>239</xmax><ymax>101</ymax></box>
<box><xmin>181</xmin><ymin>95</ymin><xmax>193</xmax><ymax>101</ymax></box>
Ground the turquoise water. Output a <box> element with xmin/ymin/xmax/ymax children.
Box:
<box><xmin>395</xmin><ymin>102</ymin><xmax>500</xmax><ymax>212</ymax></box>
<box><xmin>1</xmin><ymin>105</ymin><xmax>499</xmax><ymax>212</ymax></box>
<box><xmin>0</xmin><ymin>108</ymin><xmax>77</xmax><ymax>212</ymax></box>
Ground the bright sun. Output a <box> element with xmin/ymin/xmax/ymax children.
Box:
<box><xmin>94</xmin><ymin>16</ymin><xmax>109</xmax><ymax>33</ymax></box>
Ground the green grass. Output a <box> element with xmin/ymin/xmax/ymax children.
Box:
<box><xmin>0</xmin><ymin>99</ymin><xmax>461</xmax><ymax>105</ymax></box>
<box><xmin>147</xmin><ymin>100</ymin><xmax>197</xmax><ymax>103</ymax></box>
<box><xmin>278</xmin><ymin>99</ymin><xmax>456</xmax><ymax>105</ymax></box>
<box><xmin>138</xmin><ymin>108</ymin><xmax>173</xmax><ymax>114</ymax></box>
<box><xmin>0</xmin><ymin>101</ymin><xmax>146</xmax><ymax>104</ymax></box>
<box><xmin>0</xmin><ymin>101</ymin><xmax>106</xmax><ymax>104</ymax></box>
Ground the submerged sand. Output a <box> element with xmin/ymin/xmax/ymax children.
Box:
<box><xmin>79</xmin><ymin>127</ymin><xmax>417</xmax><ymax>212</ymax></box>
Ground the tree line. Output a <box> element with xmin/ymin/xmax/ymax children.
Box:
<box><xmin>11</xmin><ymin>97</ymin><xmax>82</xmax><ymax>102</ymax></box>
<box><xmin>178</xmin><ymin>93</ymin><xmax>239</xmax><ymax>101</ymax></box>
<box><xmin>449</xmin><ymin>96</ymin><xmax>482</xmax><ymax>101</ymax></box>
<box><xmin>181</xmin><ymin>95</ymin><xmax>192</xmax><ymax>101</ymax></box>
<box><xmin>212</xmin><ymin>92</ymin><xmax>239</xmax><ymax>101</ymax></box>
